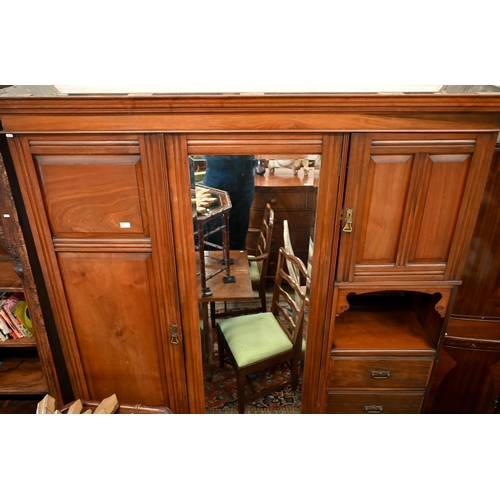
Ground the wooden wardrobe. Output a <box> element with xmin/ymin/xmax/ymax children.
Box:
<box><xmin>0</xmin><ymin>87</ymin><xmax>498</xmax><ymax>413</ymax></box>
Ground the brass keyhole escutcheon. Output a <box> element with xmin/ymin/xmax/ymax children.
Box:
<box><xmin>342</xmin><ymin>208</ymin><xmax>353</xmax><ymax>233</ymax></box>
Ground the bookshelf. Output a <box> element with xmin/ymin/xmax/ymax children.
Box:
<box><xmin>0</xmin><ymin>150</ymin><xmax>63</xmax><ymax>404</ymax></box>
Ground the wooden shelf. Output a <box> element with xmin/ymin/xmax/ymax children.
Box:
<box><xmin>332</xmin><ymin>296</ymin><xmax>436</xmax><ymax>354</ymax></box>
<box><xmin>0</xmin><ymin>355</ymin><xmax>48</xmax><ymax>395</ymax></box>
<box><xmin>0</xmin><ymin>336</ymin><xmax>37</xmax><ymax>348</ymax></box>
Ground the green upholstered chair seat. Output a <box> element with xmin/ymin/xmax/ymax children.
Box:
<box><xmin>194</xmin><ymin>171</ymin><xmax>206</xmax><ymax>183</ymax></box>
<box><xmin>218</xmin><ymin>312</ymin><xmax>293</xmax><ymax>368</ymax></box>
<box><xmin>248</xmin><ymin>259</ymin><xmax>261</xmax><ymax>283</ymax></box>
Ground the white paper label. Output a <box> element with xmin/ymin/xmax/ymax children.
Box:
<box><xmin>120</xmin><ymin>222</ymin><xmax>131</xmax><ymax>228</ymax></box>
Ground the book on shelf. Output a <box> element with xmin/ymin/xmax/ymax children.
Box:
<box><xmin>0</xmin><ymin>292</ymin><xmax>33</xmax><ymax>341</ymax></box>
<box><xmin>0</xmin><ymin>307</ymin><xmax>20</xmax><ymax>339</ymax></box>
<box><xmin>14</xmin><ymin>300</ymin><xmax>33</xmax><ymax>336</ymax></box>
<box><xmin>0</xmin><ymin>314</ymin><xmax>13</xmax><ymax>340</ymax></box>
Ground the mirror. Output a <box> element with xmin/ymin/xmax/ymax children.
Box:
<box><xmin>190</xmin><ymin>153</ymin><xmax>321</xmax><ymax>412</ymax></box>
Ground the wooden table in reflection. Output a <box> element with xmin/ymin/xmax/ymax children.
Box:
<box><xmin>197</xmin><ymin>250</ymin><xmax>254</xmax><ymax>370</ymax></box>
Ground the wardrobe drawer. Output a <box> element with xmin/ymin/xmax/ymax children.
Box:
<box><xmin>272</xmin><ymin>213</ymin><xmax>314</xmax><ymax>230</ymax></box>
<box><xmin>249</xmin><ymin>211</ymin><xmax>313</xmax><ymax>236</ymax></box>
<box><xmin>329</xmin><ymin>357</ymin><xmax>434</xmax><ymax>389</ymax></box>
<box><xmin>327</xmin><ymin>391</ymin><xmax>425</xmax><ymax>414</ymax></box>
<box><xmin>272</xmin><ymin>229</ymin><xmax>312</xmax><ymax>251</ymax></box>
<box><xmin>253</xmin><ymin>190</ymin><xmax>308</xmax><ymax>211</ymax></box>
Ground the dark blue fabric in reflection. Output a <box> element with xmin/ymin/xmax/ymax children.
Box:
<box><xmin>203</xmin><ymin>155</ymin><xmax>256</xmax><ymax>250</ymax></box>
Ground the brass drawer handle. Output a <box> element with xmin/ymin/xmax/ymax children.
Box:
<box><xmin>370</xmin><ymin>370</ymin><xmax>391</xmax><ymax>379</ymax></box>
<box><xmin>363</xmin><ymin>405</ymin><xmax>384</xmax><ymax>413</ymax></box>
<box><xmin>270</xmin><ymin>198</ymin><xmax>278</xmax><ymax>205</ymax></box>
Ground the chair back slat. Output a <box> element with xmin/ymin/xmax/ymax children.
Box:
<box><xmin>247</xmin><ymin>203</ymin><xmax>274</xmax><ymax>277</ymax></box>
<box><xmin>257</xmin><ymin>204</ymin><xmax>274</xmax><ymax>276</ymax></box>
<box><xmin>271</xmin><ymin>247</ymin><xmax>309</xmax><ymax>346</ymax></box>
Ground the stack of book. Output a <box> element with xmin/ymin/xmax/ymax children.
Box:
<box><xmin>0</xmin><ymin>292</ymin><xmax>33</xmax><ymax>341</ymax></box>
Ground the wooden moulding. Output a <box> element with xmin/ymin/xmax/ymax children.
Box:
<box><xmin>1</xmin><ymin>94</ymin><xmax>500</xmax><ymax>134</ymax></box>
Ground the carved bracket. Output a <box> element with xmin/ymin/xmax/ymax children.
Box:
<box><xmin>336</xmin><ymin>286</ymin><xmax>453</xmax><ymax>318</ymax></box>
<box><xmin>336</xmin><ymin>292</ymin><xmax>352</xmax><ymax>315</ymax></box>
<box><xmin>433</xmin><ymin>290</ymin><xmax>452</xmax><ymax>318</ymax></box>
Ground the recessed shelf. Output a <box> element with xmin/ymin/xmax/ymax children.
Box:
<box><xmin>0</xmin><ymin>337</ymin><xmax>37</xmax><ymax>348</ymax></box>
<box><xmin>0</xmin><ymin>354</ymin><xmax>47</xmax><ymax>395</ymax></box>
<box><xmin>332</xmin><ymin>292</ymin><xmax>438</xmax><ymax>353</ymax></box>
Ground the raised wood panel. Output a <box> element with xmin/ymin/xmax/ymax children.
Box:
<box><xmin>410</xmin><ymin>154</ymin><xmax>470</xmax><ymax>263</ymax></box>
<box><xmin>33</xmin><ymin>154</ymin><xmax>147</xmax><ymax>237</ymax></box>
<box><xmin>57</xmin><ymin>252</ymin><xmax>168</xmax><ymax>406</ymax></box>
<box><xmin>357</xmin><ymin>154</ymin><xmax>412</xmax><ymax>263</ymax></box>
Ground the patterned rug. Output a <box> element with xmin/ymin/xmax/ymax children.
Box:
<box><xmin>204</xmin><ymin>303</ymin><xmax>303</xmax><ymax>414</ymax></box>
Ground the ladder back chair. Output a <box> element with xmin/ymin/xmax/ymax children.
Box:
<box><xmin>216</xmin><ymin>246</ymin><xmax>309</xmax><ymax>413</ymax></box>
<box><xmin>246</xmin><ymin>203</ymin><xmax>274</xmax><ymax>312</ymax></box>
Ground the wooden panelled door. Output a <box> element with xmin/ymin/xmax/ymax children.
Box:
<box><xmin>336</xmin><ymin>132</ymin><xmax>497</xmax><ymax>284</ymax></box>
<box><xmin>8</xmin><ymin>133</ymin><xmax>201</xmax><ymax>412</ymax></box>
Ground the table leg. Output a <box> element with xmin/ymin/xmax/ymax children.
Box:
<box><xmin>201</xmin><ymin>301</ymin><xmax>213</xmax><ymax>380</ymax></box>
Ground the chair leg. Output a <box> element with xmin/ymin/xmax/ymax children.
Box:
<box><xmin>237</xmin><ymin>371</ymin><xmax>246</xmax><ymax>414</ymax></box>
<box><xmin>291</xmin><ymin>355</ymin><xmax>300</xmax><ymax>391</ymax></box>
<box><xmin>260</xmin><ymin>281</ymin><xmax>267</xmax><ymax>312</ymax></box>
<box><xmin>217</xmin><ymin>331</ymin><xmax>225</xmax><ymax>369</ymax></box>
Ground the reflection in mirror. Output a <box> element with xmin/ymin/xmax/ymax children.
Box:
<box><xmin>190</xmin><ymin>153</ymin><xmax>321</xmax><ymax>413</ymax></box>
